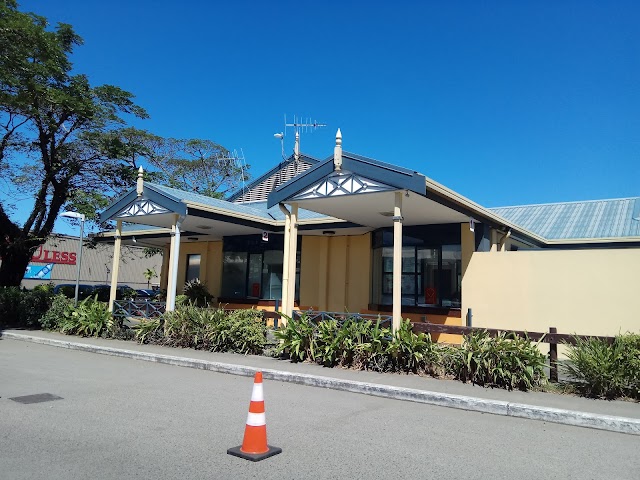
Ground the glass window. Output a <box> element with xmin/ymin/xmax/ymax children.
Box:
<box><xmin>418</xmin><ymin>248</ymin><xmax>438</xmax><ymax>305</ymax></box>
<box><xmin>441</xmin><ymin>245</ymin><xmax>462</xmax><ymax>307</ymax></box>
<box><xmin>370</xmin><ymin>226</ymin><xmax>461</xmax><ymax>309</ymax></box>
<box><xmin>221</xmin><ymin>252</ymin><xmax>247</xmax><ymax>298</ymax></box>
<box><xmin>247</xmin><ymin>253</ymin><xmax>262</xmax><ymax>298</ymax></box>
<box><xmin>220</xmin><ymin>234</ymin><xmax>298</xmax><ymax>301</ymax></box>
<box><xmin>371</xmin><ymin>247</ymin><xmax>385</xmax><ymax>305</ymax></box>
<box><xmin>262</xmin><ymin>250</ymin><xmax>283</xmax><ymax>300</ymax></box>
<box><xmin>185</xmin><ymin>254</ymin><xmax>201</xmax><ymax>283</ymax></box>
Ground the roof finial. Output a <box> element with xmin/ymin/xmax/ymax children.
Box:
<box><xmin>137</xmin><ymin>166</ymin><xmax>144</xmax><ymax>197</ymax></box>
<box><xmin>294</xmin><ymin>131</ymin><xmax>300</xmax><ymax>161</ymax></box>
<box><xmin>333</xmin><ymin>128</ymin><xmax>342</xmax><ymax>171</ymax></box>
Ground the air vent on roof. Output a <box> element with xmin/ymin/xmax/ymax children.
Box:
<box><xmin>234</xmin><ymin>160</ymin><xmax>314</xmax><ymax>203</ymax></box>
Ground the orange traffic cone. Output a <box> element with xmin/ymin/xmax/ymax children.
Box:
<box><xmin>227</xmin><ymin>371</ymin><xmax>282</xmax><ymax>462</ymax></box>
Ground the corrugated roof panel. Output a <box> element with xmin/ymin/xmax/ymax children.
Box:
<box><xmin>490</xmin><ymin>197</ymin><xmax>640</xmax><ymax>241</ymax></box>
<box><xmin>146</xmin><ymin>183</ymin><xmax>333</xmax><ymax>223</ymax></box>
<box><xmin>247</xmin><ymin>201</ymin><xmax>333</xmax><ymax>221</ymax></box>
<box><xmin>147</xmin><ymin>183</ymin><xmax>275</xmax><ymax>220</ymax></box>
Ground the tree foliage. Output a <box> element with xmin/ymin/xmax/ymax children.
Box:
<box><xmin>0</xmin><ymin>2</ymin><xmax>247</xmax><ymax>287</ymax></box>
<box><xmin>0</xmin><ymin>1</ymin><xmax>148</xmax><ymax>285</ymax></box>
<box><xmin>103</xmin><ymin>128</ymin><xmax>249</xmax><ymax>199</ymax></box>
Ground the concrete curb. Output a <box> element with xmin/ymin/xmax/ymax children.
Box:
<box><xmin>5</xmin><ymin>332</ymin><xmax>640</xmax><ymax>436</ymax></box>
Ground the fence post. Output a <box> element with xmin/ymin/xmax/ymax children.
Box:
<box><xmin>466</xmin><ymin>308</ymin><xmax>473</xmax><ymax>328</ymax></box>
<box><xmin>549</xmin><ymin>327</ymin><xmax>558</xmax><ymax>382</ymax></box>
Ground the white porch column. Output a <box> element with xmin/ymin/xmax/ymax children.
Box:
<box><xmin>165</xmin><ymin>221</ymin><xmax>176</xmax><ymax>309</ymax></box>
<box><xmin>108</xmin><ymin>220</ymin><xmax>122</xmax><ymax>312</ymax></box>
<box><xmin>166</xmin><ymin>214</ymin><xmax>182</xmax><ymax>311</ymax></box>
<box><xmin>287</xmin><ymin>203</ymin><xmax>299</xmax><ymax>318</ymax></box>
<box><xmin>279</xmin><ymin>204</ymin><xmax>291</xmax><ymax>323</ymax></box>
<box><xmin>392</xmin><ymin>192</ymin><xmax>403</xmax><ymax>332</ymax></box>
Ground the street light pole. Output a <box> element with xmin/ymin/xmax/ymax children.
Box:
<box><xmin>61</xmin><ymin>212</ymin><xmax>86</xmax><ymax>306</ymax></box>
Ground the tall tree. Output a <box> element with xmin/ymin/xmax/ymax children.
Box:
<box><xmin>0</xmin><ymin>1</ymin><xmax>148</xmax><ymax>286</ymax></box>
<box><xmin>105</xmin><ymin>128</ymin><xmax>250</xmax><ymax>199</ymax></box>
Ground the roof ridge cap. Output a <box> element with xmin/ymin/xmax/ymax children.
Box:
<box><xmin>491</xmin><ymin>196</ymin><xmax>640</xmax><ymax>210</ymax></box>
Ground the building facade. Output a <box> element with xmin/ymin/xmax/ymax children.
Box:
<box><xmin>97</xmin><ymin>131</ymin><xmax>640</xmax><ymax>340</ymax></box>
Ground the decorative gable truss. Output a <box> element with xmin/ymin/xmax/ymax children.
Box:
<box><xmin>291</xmin><ymin>172</ymin><xmax>395</xmax><ymax>201</ymax></box>
<box><xmin>115</xmin><ymin>198</ymin><xmax>171</xmax><ymax>218</ymax></box>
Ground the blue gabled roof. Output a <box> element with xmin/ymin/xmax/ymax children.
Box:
<box><xmin>267</xmin><ymin>150</ymin><xmax>427</xmax><ymax>208</ymax></box>
<box><xmin>490</xmin><ymin>197</ymin><xmax>640</xmax><ymax>240</ymax></box>
<box><xmin>147</xmin><ymin>183</ymin><xmax>275</xmax><ymax>220</ymax></box>
<box><xmin>246</xmin><ymin>201</ymin><xmax>333</xmax><ymax>221</ymax></box>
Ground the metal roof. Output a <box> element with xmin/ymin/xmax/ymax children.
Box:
<box><xmin>267</xmin><ymin>151</ymin><xmax>426</xmax><ymax>208</ymax></box>
<box><xmin>490</xmin><ymin>197</ymin><xmax>640</xmax><ymax>241</ymax></box>
<box><xmin>247</xmin><ymin>201</ymin><xmax>333</xmax><ymax>221</ymax></box>
<box><xmin>146</xmin><ymin>183</ymin><xmax>276</xmax><ymax>220</ymax></box>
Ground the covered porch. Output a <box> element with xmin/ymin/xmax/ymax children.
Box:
<box><xmin>268</xmin><ymin>130</ymin><xmax>545</xmax><ymax>331</ymax></box>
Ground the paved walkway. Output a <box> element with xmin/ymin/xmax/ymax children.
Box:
<box><xmin>2</xmin><ymin>328</ymin><xmax>639</xmax><ymax>425</ymax></box>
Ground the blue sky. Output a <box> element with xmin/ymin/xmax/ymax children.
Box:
<box><xmin>14</xmin><ymin>0</ymin><xmax>640</xmax><ymax>234</ymax></box>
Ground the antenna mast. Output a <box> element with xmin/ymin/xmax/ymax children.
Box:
<box><xmin>216</xmin><ymin>149</ymin><xmax>248</xmax><ymax>203</ymax></box>
<box><xmin>283</xmin><ymin>115</ymin><xmax>327</xmax><ymax>172</ymax></box>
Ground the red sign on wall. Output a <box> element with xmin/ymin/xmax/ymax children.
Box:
<box><xmin>31</xmin><ymin>246</ymin><xmax>77</xmax><ymax>265</ymax></box>
<box><xmin>424</xmin><ymin>287</ymin><xmax>437</xmax><ymax>305</ymax></box>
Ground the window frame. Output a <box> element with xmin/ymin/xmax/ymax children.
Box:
<box><xmin>370</xmin><ymin>224</ymin><xmax>462</xmax><ymax>309</ymax></box>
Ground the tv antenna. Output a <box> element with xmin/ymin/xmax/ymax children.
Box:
<box><xmin>214</xmin><ymin>149</ymin><xmax>249</xmax><ymax>202</ymax></box>
<box><xmin>284</xmin><ymin>114</ymin><xmax>327</xmax><ymax>137</ymax></box>
<box><xmin>274</xmin><ymin>115</ymin><xmax>327</xmax><ymax>178</ymax></box>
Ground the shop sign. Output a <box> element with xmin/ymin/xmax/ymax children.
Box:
<box><xmin>24</xmin><ymin>263</ymin><xmax>54</xmax><ymax>280</ymax></box>
<box><xmin>31</xmin><ymin>245</ymin><xmax>77</xmax><ymax>265</ymax></box>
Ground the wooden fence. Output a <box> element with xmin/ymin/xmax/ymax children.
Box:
<box><xmin>262</xmin><ymin>310</ymin><xmax>617</xmax><ymax>382</ymax></box>
<box><xmin>411</xmin><ymin>322</ymin><xmax>615</xmax><ymax>382</ymax></box>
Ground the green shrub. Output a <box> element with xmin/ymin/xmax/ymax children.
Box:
<box><xmin>39</xmin><ymin>294</ymin><xmax>74</xmax><ymax>330</ymax></box>
<box><xmin>274</xmin><ymin>312</ymin><xmax>317</xmax><ymax>362</ymax></box>
<box><xmin>215</xmin><ymin>309</ymin><xmax>266</xmax><ymax>355</ymax></box>
<box><xmin>160</xmin><ymin>304</ymin><xmax>215</xmax><ymax>348</ymax></box>
<box><xmin>0</xmin><ymin>286</ymin><xmax>55</xmax><ymax>328</ymax></box>
<box><xmin>388</xmin><ymin>320</ymin><xmax>440</xmax><ymax>373</ymax></box>
<box><xmin>315</xmin><ymin>318</ymin><xmax>341</xmax><ymax>366</ymax></box>
<box><xmin>22</xmin><ymin>287</ymin><xmax>55</xmax><ymax>327</ymax></box>
<box><xmin>276</xmin><ymin>316</ymin><xmax>434</xmax><ymax>373</ymax></box>
<box><xmin>183</xmin><ymin>279</ymin><xmax>213</xmax><ymax>306</ymax></box>
<box><xmin>175</xmin><ymin>294</ymin><xmax>188</xmax><ymax>306</ymax></box>
<box><xmin>132</xmin><ymin>318</ymin><xmax>162</xmax><ymax>344</ymax></box>
<box><xmin>356</xmin><ymin>319</ymin><xmax>393</xmax><ymax>371</ymax></box>
<box><xmin>33</xmin><ymin>282</ymin><xmax>55</xmax><ymax>294</ymax></box>
<box><xmin>58</xmin><ymin>296</ymin><xmax>114</xmax><ymax>337</ymax></box>
<box><xmin>145</xmin><ymin>305</ymin><xmax>266</xmax><ymax>355</ymax></box>
<box><xmin>563</xmin><ymin>333</ymin><xmax>640</xmax><ymax>400</ymax></box>
<box><xmin>452</xmin><ymin>331</ymin><xmax>547</xmax><ymax>391</ymax></box>
<box><xmin>333</xmin><ymin>318</ymin><xmax>375</xmax><ymax>368</ymax></box>
<box><xmin>619</xmin><ymin>334</ymin><xmax>640</xmax><ymax>398</ymax></box>
<box><xmin>0</xmin><ymin>287</ymin><xmax>24</xmax><ymax>327</ymax></box>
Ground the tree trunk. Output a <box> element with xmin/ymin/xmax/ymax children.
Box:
<box><xmin>0</xmin><ymin>240</ymin><xmax>39</xmax><ymax>287</ymax></box>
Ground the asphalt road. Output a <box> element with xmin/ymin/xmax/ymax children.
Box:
<box><xmin>1</xmin><ymin>339</ymin><xmax>639</xmax><ymax>480</ymax></box>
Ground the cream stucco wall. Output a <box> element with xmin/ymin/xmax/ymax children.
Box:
<box><xmin>461</xmin><ymin>222</ymin><xmax>475</xmax><ymax>279</ymax></box>
<box><xmin>169</xmin><ymin>241</ymin><xmax>223</xmax><ymax>296</ymax></box>
<box><xmin>300</xmin><ymin>234</ymin><xmax>371</xmax><ymax>312</ymax></box>
<box><xmin>462</xmin><ymin>249</ymin><xmax>640</xmax><ymax>339</ymax></box>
